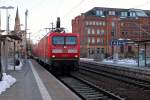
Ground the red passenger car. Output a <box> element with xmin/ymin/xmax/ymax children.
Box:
<box><xmin>34</xmin><ymin>31</ymin><xmax>80</xmax><ymax>72</ymax></box>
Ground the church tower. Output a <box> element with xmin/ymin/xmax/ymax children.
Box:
<box><xmin>14</xmin><ymin>7</ymin><xmax>21</xmax><ymax>33</ymax></box>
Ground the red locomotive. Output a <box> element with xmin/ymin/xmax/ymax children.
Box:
<box><xmin>33</xmin><ymin>18</ymin><xmax>80</xmax><ymax>72</ymax></box>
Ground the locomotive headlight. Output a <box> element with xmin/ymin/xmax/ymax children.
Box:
<box><xmin>52</xmin><ymin>49</ymin><xmax>63</xmax><ymax>53</ymax></box>
<box><xmin>68</xmin><ymin>49</ymin><xmax>77</xmax><ymax>53</ymax></box>
<box><xmin>75</xmin><ymin>55</ymin><xmax>78</xmax><ymax>58</ymax></box>
<box><xmin>52</xmin><ymin>55</ymin><xmax>55</xmax><ymax>58</ymax></box>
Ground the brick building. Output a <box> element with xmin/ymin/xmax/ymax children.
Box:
<box><xmin>72</xmin><ymin>7</ymin><xmax>150</xmax><ymax>58</ymax></box>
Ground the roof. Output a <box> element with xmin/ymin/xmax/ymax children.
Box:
<box><xmin>134</xmin><ymin>39</ymin><xmax>150</xmax><ymax>44</ymax></box>
<box><xmin>84</xmin><ymin>7</ymin><xmax>150</xmax><ymax>17</ymax></box>
<box><xmin>1</xmin><ymin>34</ymin><xmax>22</xmax><ymax>41</ymax></box>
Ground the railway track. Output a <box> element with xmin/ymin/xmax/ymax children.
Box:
<box><xmin>80</xmin><ymin>63</ymin><xmax>150</xmax><ymax>90</ymax></box>
<box><xmin>59</xmin><ymin>75</ymin><xmax>125</xmax><ymax>100</ymax></box>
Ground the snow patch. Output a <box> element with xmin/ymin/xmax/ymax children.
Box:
<box><xmin>80</xmin><ymin>58</ymin><xmax>137</xmax><ymax>66</ymax></box>
<box><xmin>0</xmin><ymin>73</ymin><xmax>16</xmax><ymax>94</ymax></box>
<box><xmin>7</xmin><ymin>59</ymin><xmax>23</xmax><ymax>70</ymax></box>
<box><xmin>102</xmin><ymin>59</ymin><xmax>137</xmax><ymax>65</ymax></box>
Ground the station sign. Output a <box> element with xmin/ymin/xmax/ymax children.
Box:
<box><xmin>110</xmin><ymin>39</ymin><xmax>126</xmax><ymax>46</ymax></box>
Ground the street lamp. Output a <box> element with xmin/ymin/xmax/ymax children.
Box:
<box><xmin>0</xmin><ymin>6</ymin><xmax>14</xmax><ymax>34</ymax></box>
<box><xmin>25</xmin><ymin>9</ymin><xmax>28</xmax><ymax>59</ymax></box>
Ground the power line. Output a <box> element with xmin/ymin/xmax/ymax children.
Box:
<box><xmin>62</xmin><ymin>0</ymin><xmax>85</xmax><ymax>19</ymax></box>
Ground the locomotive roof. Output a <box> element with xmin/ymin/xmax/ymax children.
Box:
<box><xmin>48</xmin><ymin>32</ymin><xmax>79</xmax><ymax>36</ymax></box>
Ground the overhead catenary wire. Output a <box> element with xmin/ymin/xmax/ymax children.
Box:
<box><xmin>62</xmin><ymin>0</ymin><xmax>85</xmax><ymax>19</ymax></box>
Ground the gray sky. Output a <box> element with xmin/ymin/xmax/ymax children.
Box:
<box><xmin>0</xmin><ymin>0</ymin><xmax>150</xmax><ymax>42</ymax></box>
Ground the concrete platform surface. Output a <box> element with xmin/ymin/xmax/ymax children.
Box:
<box><xmin>0</xmin><ymin>59</ymin><xmax>81</xmax><ymax>100</ymax></box>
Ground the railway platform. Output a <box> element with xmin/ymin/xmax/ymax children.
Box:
<box><xmin>80</xmin><ymin>58</ymin><xmax>150</xmax><ymax>81</ymax></box>
<box><xmin>0</xmin><ymin>59</ymin><xmax>81</xmax><ymax>100</ymax></box>
<box><xmin>81</xmin><ymin>58</ymin><xmax>150</xmax><ymax>72</ymax></box>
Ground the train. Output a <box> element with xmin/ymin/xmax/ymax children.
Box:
<box><xmin>33</xmin><ymin>17</ymin><xmax>80</xmax><ymax>73</ymax></box>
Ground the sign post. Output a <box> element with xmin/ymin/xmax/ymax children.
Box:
<box><xmin>111</xmin><ymin>39</ymin><xmax>126</xmax><ymax>63</ymax></box>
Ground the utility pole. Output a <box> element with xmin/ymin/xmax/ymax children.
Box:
<box><xmin>25</xmin><ymin>9</ymin><xmax>28</xmax><ymax>59</ymax></box>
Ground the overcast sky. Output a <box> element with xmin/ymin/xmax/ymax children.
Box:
<box><xmin>1</xmin><ymin>0</ymin><xmax>150</xmax><ymax>42</ymax></box>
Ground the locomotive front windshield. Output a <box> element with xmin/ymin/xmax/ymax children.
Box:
<box><xmin>52</xmin><ymin>36</ymin><xmax>77</xmax><ymax>45</ymax></box>
<box><xmin>66</xmin><ymin>36</ymin><xmax>76</xmax><ymax>45</ymax></box>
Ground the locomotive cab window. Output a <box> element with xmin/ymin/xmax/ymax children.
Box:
<box><xmin>52</xmin><ymin>36</ymin><xmax>65</xmax><ymax>45</ymax></box>
<box><xmin>52</xmin><ymin>36</ymin><xmax>77</xmax><ymax>45</ymax></box>
<box><xmin>66</xmin><ymin>36</ymin><xmax>77</xmax><ymax>45</ymax></box>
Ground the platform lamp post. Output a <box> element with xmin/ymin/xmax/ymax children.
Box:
<box><xmin>25</xmin><ymin>9</ymin><xmax>28</xmax><ymax>59</ymax></box>
<box><xmin>0</xmin><ymin>6</ymin><xmax>14</xmax><ymax>34</ymax></box>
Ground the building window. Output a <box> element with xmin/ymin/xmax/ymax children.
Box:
<box><xmin>130</xmin><ymin>12</ymin><xmax>136</xmax><ymax>17</ymax></box>
<box><xmin>93</xmin><ymin>21</ymin><xmax>95</xmax><ymax>25</ymax></box>
<box><xmin>85</xmin><ymin>21</ymin><xmax>89</xmax><ymax>25</ymax></box>
<box><xmin>101</xmin><ymin>48</ymin><xmax>104</xmax><ymax>53</ymax></box>
<box><xmin>92</xmin><ymin>37</ymin><xmax>95</xmax><ymax>44</ymax></box>
<box><xmin>97</xmin><ymin>38</ymin><xmax>100</xmax><ymax>43</ymax></box>
<box><xmin>111</xmin><ymin>22</ymin><xmax>115</xmax><ymax>27</ymax></box>
<box><xmin>96</xmin><ymin>22</ymin><xmax>99</xmax><ymax>26</ymax></box>
<box><xmin>121</xmin><ymin>12</ymin><xmax>127</xmax><ymax>17</ymax></box>
<box><xmin>88</xmin><ymin>37</ymin><xmax>90</xmax><ymax>44</ymax></box>
<box><xmin>97</xmin><ymin>48</ymin><xmax>100</xmax><ymax>53</ymax></box>
<box><xmin>92</xmin><ymin>29</ymin><xmax>95</xmax><ymax>34</ymax></box>
<box><xmin>101</xmin><ymin>29</ymin><xmax>104</xmax><ymax>35</ymax></box>
<box><xmin>120</xmin><ymin>45</ymin><xmax>124</xmax><ymax>53</ymax></box>
<box><xmin>109</xmin><ymin>11</ymin><xmax>115</xmax><ymax>15</ymax></box>
<box><xmin>99</xmin><ymin>22</ymin><xmax>102</xmax><ymax>26</ymax></box>
<box><xmin>102</xmin><ymin>21</ymin><xmax>105</xmax><ymax>26</ymax></box>
<box><xmin>101</xmin><ymin>39</ymin><xmax>104</xmax><ymax>45</ymax></box>
<box><xmin>96</xmin><ymin>10</ymin><xmax>103</xmax><ymax>16</ymax></box>
<box><xmin>87</xmin><ymin>28</ymin><xmax>90</xmax><ymax>34</ymax></box>
<box><xmin>120</xmin><ymin>22</ymin><xmax>124</xmax><ymax>27</ymax></box>
<box><xmin>97</xmin><ymin>29</ymin><xmax>100</xmax><ymax>35</ymax></box>
<box><xmin>89</xmin><ymin>21</ymin><xmax>92</xmax><ymax>25</ymax></box>
<box><xmin>91</xmin><ymin>49</ymin><xmax>94</xmax><ymax>54</ymax></box>
<box><xmin>128</xmin><ymin>46</ymin><xmax>132</xmax><ymax>53</ymax></box>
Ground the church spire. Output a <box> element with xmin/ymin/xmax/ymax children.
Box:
<box><xmin>14</xmin><ymin>7</ymin><xmax>21</xmax><ymax>32</ymax></box>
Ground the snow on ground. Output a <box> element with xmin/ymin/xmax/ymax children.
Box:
<box><xmin>80</xmin><ymin>58</ymin><xmax>137</xmax><ymax>66</ymax></box>
<box><xmin>80</xmin><ymin>58</ymin><xmax>94</xmax><ymax>61</ymax></box>
<box><xmin>0</xmin><ymin>73</ymin><xmax>16</xmax><ymax>94</ymax></box>
<box><xmin>7</xmin><ymin>59</ymin><xmax>23</xmax><ymax>70</ymax></box>
<box><xmin>102</xmin><ymin>59</ymin><xmax>137</xmax><ymax>65</ymax></box>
